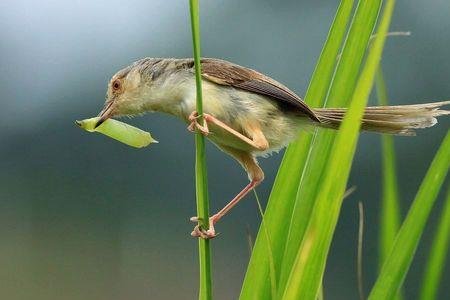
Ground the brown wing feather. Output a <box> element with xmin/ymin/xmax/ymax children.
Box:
<box><xmin>200</xmin><ymin>58</ymin><xmax>320</xmax><ymax>122</ymax></box>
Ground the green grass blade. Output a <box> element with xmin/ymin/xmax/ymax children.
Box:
<box><xmin>253</xmin><ymin>190</ymin><xmax>277</xmax><ymax>299</ymax></box>
<box><xmin>375</xmin><ymin>69</ymin><xmax>403</xmax><ymax>300</ymax></box>
<box><xmin>318</xmin><ymin>284</ymin><xmax>324</xmax><ymax>300</ymax></box>
<box><xmin>281</xmin><ymin>0</ymin><xmax>395</xmax><ymax>298</ymax></box>
<box><xmin>189</xmin><ymin>1</ymin><xmax>212</xmax><ymax>299</ymax></box>
<box><xmin>369</xmin><ymin>131</ymin><xmax>450</xmax><ymax>300</ymax></box>
<box><xmin>357</xmin><ymin>202</ymin><xmax>365</xmax><ymax>300</ymax></box>
<box><xmin>419</xmin><ymin>186</ymin><xmax>450</xmax><ymax>300</ymax></box>
<box><xmin>240</xmin><ymin>1</ymin><xmax>355</xmax><ymax>298</ymax></box>
<box><xmin>277</xmin><ymin>0</ymin><xmax>382</xmax><ymax>294</ymax></box>
<box><xmin>376</xmin><ymin>69</ymin><xmax>402</xmax><ymax>265</ymax></box>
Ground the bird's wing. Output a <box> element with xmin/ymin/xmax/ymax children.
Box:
<box><xmin>200</xmin><ymin>58</ymin><xmax>319</xmax><ymax>121</ymax></box>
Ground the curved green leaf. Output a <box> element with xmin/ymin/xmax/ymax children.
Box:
<box><xmin>369</xmin><ymin>131</ymin><xmax>450</xmax><ymax>300</ymax></box>
<box><xmin>240</xmin><ymin>1</ymin><xmax>355</xmax><ymax>299</ymax></box>
<box><xmin>278</xmin><ymin>0</ymin><xmax>383</xmax><ymax>295</ymax></box>
<box><xmin>419</xmin><ymin>186</ymin><xmax>450</xmax><ymax>300</ymax></box>
<box><xmin>281</xmin><ymin>0</ymin><xmax>395</xmax><ymax>298</ymax></box>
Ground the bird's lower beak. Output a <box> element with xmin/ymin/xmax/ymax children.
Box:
<box><xmin>95</xmin><ymin>101</ymin><xmax>115</xmax><ymax>128</ymax></box>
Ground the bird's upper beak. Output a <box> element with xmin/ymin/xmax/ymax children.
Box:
<box><xmin>95</xmin><ymin>101</ymin><xmax>115</xmax><ymax>128</ymax></box>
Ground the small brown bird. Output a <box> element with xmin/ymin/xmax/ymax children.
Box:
<box><xmin>95</xmin><ymin>57</ymin><xmax>449</xmax><ymax>239</ymax></box>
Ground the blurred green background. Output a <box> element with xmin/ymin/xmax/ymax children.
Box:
<box><xmin>1</xmin><ymin>0</ymin><xmax>449</xmax><ymax>299</ymax></box>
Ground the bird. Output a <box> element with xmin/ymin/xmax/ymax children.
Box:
<box><xmin>94</xmin><ymin>57</ymin><xmax>449</xmax><ymax>239</ymax></box>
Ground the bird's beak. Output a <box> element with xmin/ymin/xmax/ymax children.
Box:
<box><xmin>95</xmin><ymin>101</ymin><xmax>115</xmax><ymax>128</ymax></box>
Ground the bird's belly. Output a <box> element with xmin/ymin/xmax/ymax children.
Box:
<box><xmin>181</xmin><ymin>80</ymin><xmax>304</xmax><ymax>156</ymax></box>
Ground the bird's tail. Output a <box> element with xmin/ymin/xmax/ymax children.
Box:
<box><xmin>312</xmin><ymin>101</ymin><xmax>450</xmax><ymax>136</ymax></box>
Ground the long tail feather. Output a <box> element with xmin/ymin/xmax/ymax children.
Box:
<box><xmin>313</xmin><ymin>100</ymin><xmax>450</xmax><ymax>136</ymax></box>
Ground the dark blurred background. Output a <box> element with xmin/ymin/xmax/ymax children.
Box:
<box><xmin>1</xmin><ymin>0</ymin><xmax>449</xmax><ymax>299</ymax></box>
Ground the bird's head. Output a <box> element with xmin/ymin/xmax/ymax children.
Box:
<box><xmin>95</xmin><ymin>58</ymin><xmax>184</xmax><ymax>128</ymax></box>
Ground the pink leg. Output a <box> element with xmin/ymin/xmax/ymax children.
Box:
<box><xmin>187</xmin><ymin>111</ymin><xmax>269</xmax><ymax>151</ymax></box>
<box><xmin>191</xmin><ymin>178</ymin><xmax>261</xmax><ymax>239</ymax></box>
<box><xmin>188</xmin><ymin>115</ymin><xmax>267</xmax><ymax>239</ymax></box>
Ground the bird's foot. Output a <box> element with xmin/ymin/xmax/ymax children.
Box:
<box><xmin>190</xmin><ymin>215</ymin><xmax>219</xmax><ymax>239</ymax></box>
<box><xmin>187</xmin><ymin>111</ymin><xmax>210</xmax><ymax>136</ymax></box>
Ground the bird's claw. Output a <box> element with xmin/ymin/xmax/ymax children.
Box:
<box><xmin>190</xmin><ymin>216</ymin><xmax>219</xmax><ymax>239</ymax></box>
<box><xmin>188</xmin><ymin>111</ymin><xmax>201</xmax><ymax>122</ymax></box>
<box><xmin>187</xmin><ymin>111</ymin><xmax>210</xmax><ymax>136</ymax></box>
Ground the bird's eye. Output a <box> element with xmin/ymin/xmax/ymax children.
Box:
<box><xmin>112</xmin><ymin>79</ymin><xmax>121</xmax><ymax>91</ymax></box>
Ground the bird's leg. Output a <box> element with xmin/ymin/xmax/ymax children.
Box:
<box><xmin>187</xmin><ymin>111</ymin><xmax>269</xmax><ymax>151</ymax></box>
<box><xmin>190</xmin><ymin>179</ymin><xmax>261</xmax><ymax>239</ymax></box>
<box><xmin>191</xmin><ymin>149</ymin><xmax>265</xmax><ymax>239</ymax></box>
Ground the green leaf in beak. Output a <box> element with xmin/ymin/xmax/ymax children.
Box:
<box><xmin>76</xmin><ymin>117</ymin><xmax>158</xmax><ymax>148</ymax></box>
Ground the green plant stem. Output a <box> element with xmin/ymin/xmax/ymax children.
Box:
<box><xmin>375</xmin><ymin>69</ymin><xmax>403</xmax><ymax>300</ymax></box>
<box><xmin>189</xmin><ymin>1</ymin><xmax>212</xmax><ymax>299</ymax></box>
<box><xmin>376</xmin><ymin>69</ymin><xmax>402</xmax><ymax>265</ymax></box>
<box><xmin>357</xmin><ymin>202</ymin><xmax>365</xmax><ymax>300</ymax></box>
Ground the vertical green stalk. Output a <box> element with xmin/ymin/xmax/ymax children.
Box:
<box><xmin>376</xmin><ymin>69</ymin><xmax>401</xmax><ymax>265</ymax></box>
<box><xmin>375</xmin><ymin>69</ymin><xmax>403</xmax><ymax>300</ymax></box>
<box><xmin>189</xmin><ymin>1</ymin><xmax>212</xmax><ymax>299</ymax></box>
